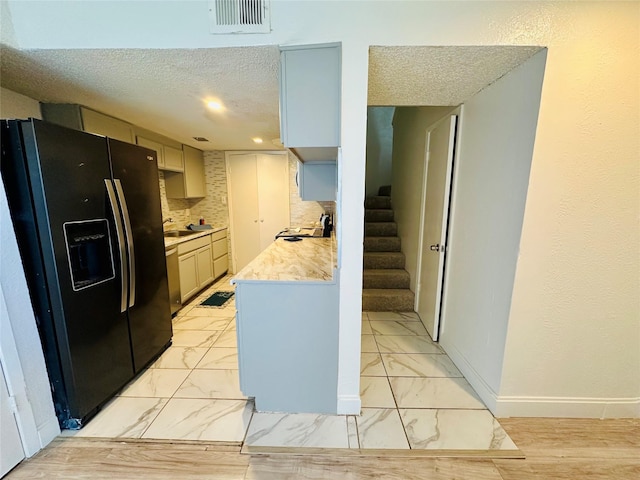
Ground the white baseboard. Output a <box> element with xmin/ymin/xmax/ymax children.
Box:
<box><xmin>337</xmin><ymin>394</ymin><xmax>361</xmax><ymax>414</ymax></box>
<box><xmin>494</xmin><ymin>396</ymin><xmax>640</xmax><ymax>418</ymax></box>
<box><xmin>36</xmin><ymin>416</ymin><xmax>60</xmax><ymax>454</ymax></box>
<box><xmin>438</xmin><ymin>337</ymin><xmax>499</xmax><ymax>413</ymax></box>
<box><xmin>440</xmin><ymin>338</ymin><xmax>640</xmax><ymax>419</ymax></box>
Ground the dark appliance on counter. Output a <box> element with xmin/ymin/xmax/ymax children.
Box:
<box><xmin>1</xmin><ymin>119</ymin><xmax>173</xmax><ymax>429</ymax></box>
<box><xmin>320</xmin><ymin>213</ymin><xmax>333</xmax><ymax>237</ymax></box>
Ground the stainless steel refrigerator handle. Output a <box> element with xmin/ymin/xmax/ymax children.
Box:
<box><xmin>113</xmin><ymin>179</ymin><xmax>136</xmax><ymax>308</ymax></box>
<box><xmin>105</xmin><ymin>179</ymin><xmax>128</xmax><ymax>313</ymax></box>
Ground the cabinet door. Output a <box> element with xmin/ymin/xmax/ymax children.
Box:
<box><xmin>196</xmin><ymin>246</ymin><xmax>214</xmax><ymax>288</ymax></box>
<box><xmin>280</xmin><ymin>45</ymin><xmax>341</xmax><ymax>147</ymax></box>
<box><xmin>136</xmin><ymin>136</ymin><xmax>164</xmax><ymax>169</ymax></box>
<box><xmin>183</xmin><ymin>145</ymin><xmax>206</xmax><ymax>198</ymax></box>
<box><xmin>178</xmin><ymin>251</ymin><xmax>199</xmax><ymax>302</ymax></box>
<box><xmin>81</xmin><ymin>107</ymin><xmax>135</xmax><ymax>144</ymax></box>
<box><xmin>298</xmin><ymin>161</ymin><xmax>337</xmax><ymax>201</ymax></box>
<box><xmin>164</xmin><ymin>145</ymin><xmax>184</xmax><ymax>172</ymax></box>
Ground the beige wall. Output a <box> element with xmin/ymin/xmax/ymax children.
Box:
<box><xmin>2</xmin><ymin>1</ymin><xmax>639</xmax><ymax>418</ymax></box>
<box><xmin>0</xmin><ymin>87</ymin><xmax>41</xmax><ymax>119</ymax></box>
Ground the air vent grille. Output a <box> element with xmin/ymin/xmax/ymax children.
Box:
<box><xmin>209</xmin><ymin>0</ymin><xmax>271</xmax><ymax>34</ymax></box>
<box><xmin>193</xmin><ymin>137</ymin><xmax>210</xmax><ymax>142</ymax></box>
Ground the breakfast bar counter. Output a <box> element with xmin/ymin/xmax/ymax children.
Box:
<box><xmin>230</xmin><ymin>234</ymin><xmax>339</xmax><ymax>415</ymax></box>
<box><xmin>231</xmin><ymin>236</ymin><xmax>336</xmax><ymax>283</ymax></box>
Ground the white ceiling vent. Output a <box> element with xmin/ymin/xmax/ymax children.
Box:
<box><xmin>208</xmin><ymin>0</ymin><xmax>271</xmax><ymax>34</ymax></box>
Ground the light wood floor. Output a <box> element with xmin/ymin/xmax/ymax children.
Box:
<box><xmin>6</xmin><ymin>418</ymin><xmax>640</xmax><ymax>479</ymax></box>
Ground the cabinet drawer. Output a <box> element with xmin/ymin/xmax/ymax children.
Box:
<box><xmin>177</xmin><ymin>235</ymin><xmax>211</xmax><ymax>255</ymax></box>
<box><xmin>214</xmin><ymin>254</ymin><xmax>229</xmax><ymax>279</ymax></box>
<box><xmin>212</xmin><ymin>238</ymin><xmax>227</xmax><ymax>259</ymax></box>
<box><xmin>211</xmin><ymin>229</ymin><xmax>227</xmax><ymax>243</ymax></box>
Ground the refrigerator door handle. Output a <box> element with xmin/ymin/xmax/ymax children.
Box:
<box><xmin>113</xmin><ymin>179</ymin><xmax>136</xmax><ymax>308</ymax></box>
<box><xmin>105</xmin><ymin>179</ymin><xmax>128</xmax><ymax>313</ymax></box>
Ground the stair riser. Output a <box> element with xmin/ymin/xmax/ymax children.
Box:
<box><xmin>364</xmin><ymin>237</ymin><xmax>401</xmax><ymax>252</ymax></box>
<box><xmin>365</xmin><ymin>223</ymin><xmax>398</xmax><ymax>237</ymax></box>
<box><xmin>365</xmin><ymin>210</ymin><xmax>394</xmax><ymax>222</ymax></box>
<box><xmin>364</xmin><ymin>197</ymin><xmax>392</xmax><ymax>209</ymax></box>
<box><xmin>362</xmin><ymin>294</ymin><xmax>414</xmax><ymax>312</ymax></box>
<box><xmin>363</xmin><ymin>255</ymin><xmax>406</xmax><ymax>269</ymax></box>
<box><xmin>362</xmin><ymin>276</ymin><xmax>410</xmax><ymax>289</ymax></box>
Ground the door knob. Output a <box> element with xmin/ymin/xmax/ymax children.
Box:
<box><xmin>429</xmin><ymin>244</ymin><xmax>442</xmax><ymax>252</ymax></box>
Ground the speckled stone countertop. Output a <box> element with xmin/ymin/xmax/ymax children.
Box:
<box><xmin>163</xmin><ymin>226</ymin><xmax>227</xmax><ymax>248</ymax></box>
<box><xmin>232</xmin><ymin>235</ymin><xmax>337</xmax><ymax>283</ymax></box>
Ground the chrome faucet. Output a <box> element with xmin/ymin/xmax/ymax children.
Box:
<box><xmin>163</xmin><ymin>218</ymin><xmax>173</xmax><ymax>224</ymax></box>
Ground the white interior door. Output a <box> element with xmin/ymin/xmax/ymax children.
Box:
<box><xmin>416</xmin><ymin>115</ymin><xmax>457</xmax><ymax>341</ymax></box>
<box><xmin>227</xmin><ymin>153</ymin><xmax>290</xmax><ymax>272</ymax></box>
<box><xmin>227</xmin><ymin>154</ymin><xmax>261</xmax><ymax>272</ymax></box>
<box><xmin>257</xmin><ymin>154</ymin><xmax>290</xmax><ymax>250</ymax></box>
<box><xmin>1</xmin><ymin>363</ymin><xmax>24</xmax><ymax>477</ymax></box>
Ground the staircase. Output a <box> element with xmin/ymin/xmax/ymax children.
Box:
<box><xmin>362</xmin><ymin>196</ymin><xmax>415</xmax><ymax>311</ymax></box>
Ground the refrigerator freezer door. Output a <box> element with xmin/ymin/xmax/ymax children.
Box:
<box><xmin>11</xmin><ymin>120</ymin><xmax>135</xmax><ymax>427</ymax></box>
<box><xmin>108</xmin><ymin>139</ymin><xmax>172</xmax><ymax>372</ymax></box>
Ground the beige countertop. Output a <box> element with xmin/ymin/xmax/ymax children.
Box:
<box><xmin>163</xmin><ymin>226</ymin><xmax>227</xmax><ymax>248</ymax></box>
<box><xmin>232</xmin><ymin>235</ymin><xmax>337</xmax><ymax>283</ymax></box>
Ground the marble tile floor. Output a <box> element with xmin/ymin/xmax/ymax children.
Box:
<box><xmin>63</xmin><ymin>280</ymin><xmax>518</xmax><ymax>453</ymax></box>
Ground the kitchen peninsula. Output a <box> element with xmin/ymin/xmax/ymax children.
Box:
<box><xmin>232</xmin><ymin>234</ymin><xmax>339</xmax><ymax>414</ymax></box>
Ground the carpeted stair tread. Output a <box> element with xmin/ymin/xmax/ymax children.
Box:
<box><xmin>364</xmin><ymin>236</ymin><xmax>401</xmax><ymax>252</ymax></box>
<box><xmin>363</xmin><ymin>252</ymin><xmax>406</xmax><ymax>269</ymax></box>
<box><xmin>365</xmin><ymin>209</ymin><xmax>395</xmax><ymax>222</ymax></box>
<box><xmin>365</xmin><ymin>222</ymin><xmax>398</xmax><ymax>237</ymax></box>
<box><xmin>362</xmin><ymin>289</ymin><xmax>415</xmax><ymax>312</ymax></box>
<box><xmin>364</xmin><ymin>196</ymin><xmax>392</xmax><ymax>209</ymax></box>
<box><xmin>363</xmin><ymin>269</ymin><xmax>410</xmax><ymax>289</ymax></box>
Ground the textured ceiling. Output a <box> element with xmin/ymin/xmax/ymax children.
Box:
<box><xmin>368</xmin><ymin>46</ymin><xmax>543</xmax><ymax>106</ymax></box>
<box><xmin>0</xmin><ymin>46</ymin><xmax>282</xmax><ymax>150</ymax></box>
<box><xmin>1</xmin><ymin>45</ymin><xmax>543</xmax><ymax>150</ymax></box>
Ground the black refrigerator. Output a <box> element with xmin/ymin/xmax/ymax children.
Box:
<box><xmin>1</xmin><ymin>119</ymin><xmax>173</xmax><ymax>429</ymax></box>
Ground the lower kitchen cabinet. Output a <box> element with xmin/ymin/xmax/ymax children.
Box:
<box><xmin>196</xmin><ymin>246</ymin><xmax>214</xmax><ymax>287</ymax></box>
<box><xmin>211</xmin><ymin>228</ymin><xmax>229</xmax><ymax>279</ymax></box>
<box><xmin>178</xmin><ymin>252</ymin><xmax>199</xmax><ymax>302</ymax></box>
<box><xmin>177</xmin><ymin>235</ymin><xmax>214</xmax><ymax>303</ymax></box>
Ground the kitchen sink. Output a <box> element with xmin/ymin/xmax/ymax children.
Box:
<box><xmin>163</xmin><ymin>230</ymin><xmax>196</xmax><ymax>238</ymax></box>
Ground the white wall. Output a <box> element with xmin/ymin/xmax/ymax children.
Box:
<box><xmin>439</xmin><ymin>51</ymin><xmax>547</xmax><ymax>411</ymax></box>
<box><xmin>3</xmin><ymin>1</ymin><xmax>639</xmax><ymax>419</ymax></box>
<box><xmin>391</xmin><ymin>106</ymin><xmax>457</xmax><ymax>292</ymax></box>
<box><xmin>0</xmin><ymin>180</ymin><xmax>60</xmax><ymax>453</ymax></box>
<box><xmin>365</xmin><ymin>107</ymin><xmax>394</xmax><ymax>197</ymax></box>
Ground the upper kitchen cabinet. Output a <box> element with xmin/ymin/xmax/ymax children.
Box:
<box><xmin>136</xmin><ymin>135</ymin><xmax>184</xmax><ymax>172</ymax></box>
<box><xmin>41</xmin><ymin>104</ymin><xmax>135</xmax><ymax>144</ymax></box>
<box><xmin>165</xmin><ymin>145</ymin><xmax>206</xmax><ymax>199</ymax></box>
<box><xmin>297</xmin><ymin>160</ymin><xmax>337</xmax><ymax>201</ymax></box>
<box><xmin>279</xmin><ymin>43</ymin><xmax>341</xmax><ymax>162</ymax></box>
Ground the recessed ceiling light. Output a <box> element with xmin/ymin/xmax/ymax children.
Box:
<box><xmin>252</xmin><ymin>137</ymin><xmax>263</xmax><ymax>144</ymax></box>
<box><xmin>206</xmin><ymin>100</ymin><xmax>223</xmax><ymax>111</ymax></box>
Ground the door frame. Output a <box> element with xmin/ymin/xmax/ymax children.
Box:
<box><xmin>414</xmin><ymin>106</ymin><xmax>463</xmax><ymax>341</ymax></box>
<box><xmin>0</xmin><ymin>286</ymin><xmax>39</xmax><ymax>460</ymax></box>
<box><xmin>225</xmin><ymin>150</ymin><xmax>290</xmax><ymax>274</ymax></box>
